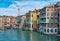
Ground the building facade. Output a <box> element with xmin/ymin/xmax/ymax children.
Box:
<box><xmin>56</xmin><ymin>2</ymin><xmax>60</xmax><ymax>34</ymax></box>
<box><xmin>0</xmin><ymin>16</ymin><xmax>15</xmax><ymax>29</ymax></box>
<box><xmin>38</xmin><ymin>4</ymin><xmax>58</xmax><ymax>34</ymax></box>
<box><xmin>25</xmin><ymin>12</ymin><xmax>32</xmax><ymax>30</ymax></box>
<box><xmin>15</xmin><ymin>15</ymin><xmax>26</xmax><ymax>29</ymax></box>
<box><xmin>25</xmin><ymin>9</ymin><xmax>38</xmax><ymax>30</ymax></box>
<box><xmin>37</xmin><ymin>9</ymin><xmax>40</xmax><ymax>32</ymax></box>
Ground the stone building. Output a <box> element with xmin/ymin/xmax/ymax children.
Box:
<box><xmin>38</xmin><ymin>4</ymin><xmax>58</xmax><ymax>34</ymax></box>
<box><xmin>25</xmin><ymin>9</ymin><xmax>39</xmax><ymax>31</ymax></box>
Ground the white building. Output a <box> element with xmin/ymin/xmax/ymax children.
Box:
<box><xmin>56</xmin><ymin>2</ymin><xmax>60</xmax><ymax>34</ymax></box>
<box><xmin>38</xmin><ymin>4</ymin><xmax>58</xmax><ymax>34</ymax></box>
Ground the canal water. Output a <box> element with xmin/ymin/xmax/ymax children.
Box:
<box><xmin>0</xmin><ymin>29</ymin><xmax>60</xmax><ymax>41</ymax></box>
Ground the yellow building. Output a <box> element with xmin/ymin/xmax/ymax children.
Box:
<box><xmin>31</xmin><ymin>9</ymin><xmax>38</xmax><ymax>30</ymax></box>
<box><xmin>25</xmin><ymin>9</ymin><xmax>38</xmax><ymax>31</ymax></box>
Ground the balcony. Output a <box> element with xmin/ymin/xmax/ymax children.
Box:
<box><xmin>39</xmin><ymin>21</ymin><xmax>57</xmax><ymax>23</ymax></box>
<box><xmin>25</xmin><ymin>21</ymin><xmax>33</xmax><ymax>24</ymax></box>
<box><xmin>40</xmin><ymin>16</ymin><xmax>46</xmax><ymax>18</ymax></box>
<box><xmin>46</xmin><ymin>19</ymin><xmax>57</xmax><ymax>23</ymax></box>
<box><xmin>47</xmin><ymin>16</ymin><xmax>57</xmax><ymax>18</ymax></box>
<box><xmin>40</xmin><ymin>21</ymin><xmax>46</xmax><ymax>23</ymax></box>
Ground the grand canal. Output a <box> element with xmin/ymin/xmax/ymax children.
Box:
<box><xmin>0</xmin><ymin>29</ymin><xmax>60</xmax><ymax>41</ymax></box>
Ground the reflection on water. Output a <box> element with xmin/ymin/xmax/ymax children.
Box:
<box><xmin>0</xmin><ymin>29</ymin><xmax>60</xmax><ymax>41</ymax></box>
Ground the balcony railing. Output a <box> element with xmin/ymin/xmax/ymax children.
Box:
<box><xmin>40</xmin><ymin>16</ymin><xmax>46</xmax><ymax>18</ymax></box>
<box><xmin>39</xmin><ymin>21</ymin><xmax>57</xmax><ymax>23</ymax></box>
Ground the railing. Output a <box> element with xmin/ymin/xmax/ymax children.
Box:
<box><xmin>40</xmin><ymin>16</ymin><xmax>46</xmax><ymax>18</ymax></box>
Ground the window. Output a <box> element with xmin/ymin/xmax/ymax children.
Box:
<box><xmin>51</xmin><ymin>24</ymin><xmax>53</xmax><ymax>27</ymax></box>
<box><xmin>26</xmin><ymin>24</ymin><xmax>30</xmax><ymax>27</ymax></box>
<box><xmin>51</xmin><ymin>14</ymin><xmax>53</xmax><ymax>16</ymax></box>
<box><xmin>32</xmin><ymin>25</ymin><xmax>33</xmax><ymax>27</ymax></box>
<box><xmin>18</xmin><ymin>21</ymin><xmax>20</xmax><ymax>23</ymax></box>
<box><xmin>47</xmin><ymin>24</ymin><xmax>49</xmax><ymax>27</ymax></box>
<box><xmin>57</xmin><ymin>24</ymin><xmax>59</xmax><ymax>27</ymax></box>
<box><xmin>42</xmin><ymin>18</ymin><xmax>43</xmax><ymax>20</ymax></box>
<box><xmin>4</xmin><ymin>23</ymin><xmax>7</xmax><ymax>25</ymax></box>
<box><xmin>51</xmin><ymin>9</ymin><xmax>53</xmax><ymax>11</ymax></box>
<box><xmin>47</xmin><ymin>29</ymin><xmax>49</xmax><ymax>32</ymax></box>
<box><xmin>58</xmin><ymin>19</ymin><xmax>59</xmax><ymax>22</ymax></box>
<box><xmin>47</xmin><ymin>9</ymin><xmax>49</xmax><ymax>11</ymax></box>
<box><xmin>47</xmin><ymin>13</ymin><xmax>49</xmax><ymax>16</ymax></box>
<box><xmin>32</xmin><ymin>14</ymin><xmax>33</xmax><ymax>17</ymax></box>
<box><xmin>37</xmin><ymin>15</ymin><xmax>39</xmax><ymax>18</ymax></box>
<box><xmin>51</xmin><ymin>29</ymin><xmax>53</xmax><ymax>32</ymax></box>
<box><xmin>58</xmin><ymin>14</ymin><xmax>59</xmax><ymax>16</ymax></box>
<box><xmin>44</xmin><ymin>29</ymin><xmax>46</xmax><ymax>32</ymax></box>
<box><xmin>47</xmin><ymin>17</ymin><xmax>49</xmax><ymax>19</ymax></box>
<box><xmin>0</xmin><ymin>20</ymin><xmax>1</xmax><ymax>22</ymax></box>
<box><xmin>55</xmin><ymin>13</ymin><xmax>57</xmax><ymax>16</ymax></box>
<box><xmin>41</xmin><ymin>14</ymin><xmax>43</xmax><ymax>16</ymax></box>
<box><xmin>43</xmin><ymin>13</ymin><xmax>45</xmax><ymax>16</ymax></box>
<box><xmin>55</xmin><ymin>29</ymin><xmax>57</xmax><ymax>32</ymax></box>
<box><xmin>55</xmin><ymin>24</ymin><xmax>57</xmax><ymax>27</ymax></box>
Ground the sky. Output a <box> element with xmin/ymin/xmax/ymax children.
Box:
<box><xmin>0</xmin><ymin>0</ymin><xmax>60</xmax><ymax>16</ymax></box>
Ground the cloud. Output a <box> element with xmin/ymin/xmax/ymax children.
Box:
<box><xmin>0</xmin><ymin>0</ymin><xmax>60</xmax><ymax>16</ymax></box>
<box><xmin>0</xmin><ymin>8</ymin><xmax>18</xmax><ymax>16</ymax></box>
<box><xmin>9</xmin><ymin>1</ymin><xmax>51</xmax><ymax>15</ymax></box>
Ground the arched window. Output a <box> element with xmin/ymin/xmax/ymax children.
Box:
<box><xmin>51</xmin><ymin>29</ymin><xmax>53</xmax><ymax>32</ymax></box>
<box><xmin>47</xmin><ymin>29</ymin><xmax>49</xmax><ymax>32</ymax></box>
<box><xmin>44</xmin><ymin>29</ymin><xmax>46</xmax><ymax>32</ymax></box>
<box><xmin>55</xmin><ymin>29</ymin><xmax>57</xmax><ymax>32</ymax></box>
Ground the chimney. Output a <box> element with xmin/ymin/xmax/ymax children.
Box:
<box><xmin>18</xmin><ymin>8</ymin><xmax>20</xmax><ymax>16</ymax></box>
